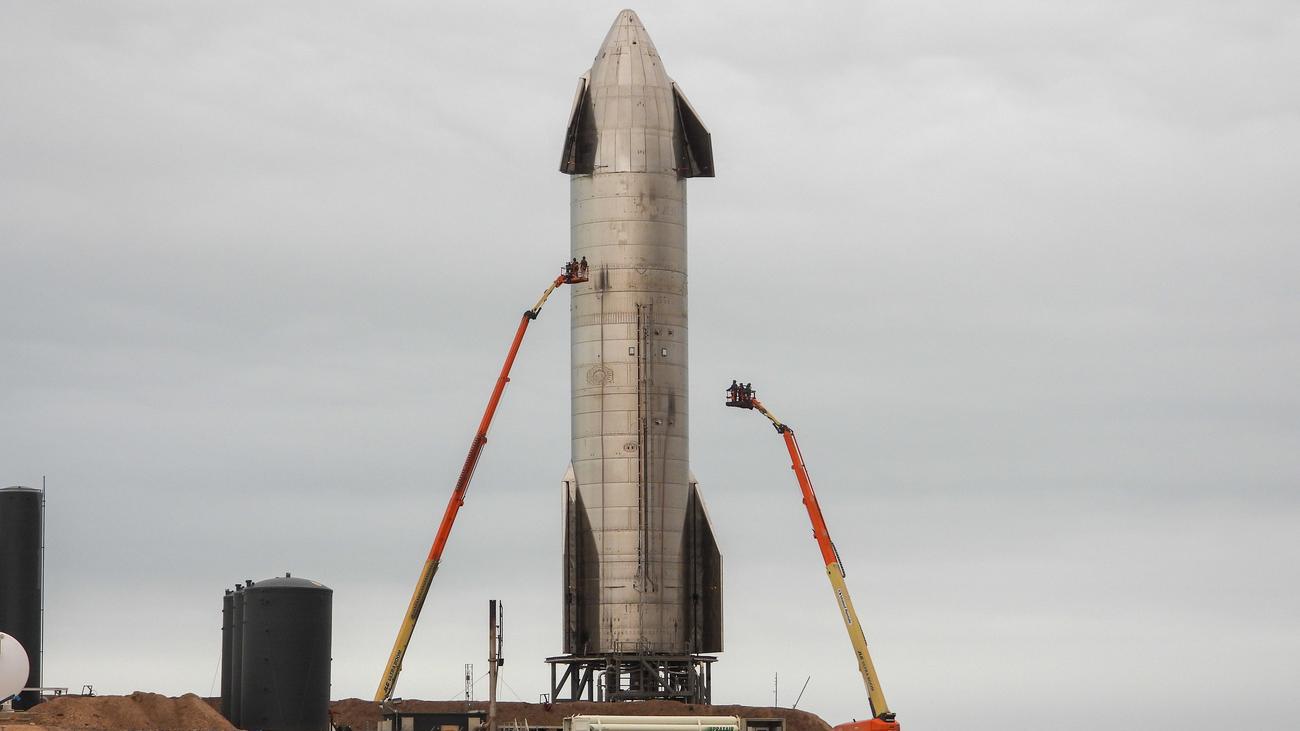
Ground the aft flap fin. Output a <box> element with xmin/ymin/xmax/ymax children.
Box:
<box><xmin>672</xmin><ymin>83</ymin><xmax>715</xmax><ymax>178</ymax></box>
<box><xmin>560</xmin><ymin>75</ymin><xmax>596</xmax><ymax>175</ymax></box>
<box><xmin>683</xmin><ymin>474</ymin><xmax>723</xmax><ymax>653</ymax></box>
<box><xmin>562</xmin><ymin>465</ymin><xmax>597</xmax><ymax>654</ymax></box>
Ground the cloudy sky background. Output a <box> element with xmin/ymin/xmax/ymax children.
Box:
<box><xmin>2</xmin><ymin>2</ymin><xmax>1297</xmax><ymax>729</ymax></box>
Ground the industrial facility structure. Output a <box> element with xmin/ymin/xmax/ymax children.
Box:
<box><xmin>221</xmin><ymin>575</ymin><xmax>332</xmax><ymax>731</ymax></box>
<box><xmin>551</xmin><ymin>9</ymin><xmax>722</xmax><ymax>705</ymax></box>
<box><xmin>0</xmin><ymin>486</ymin><xmax>43</xmax><ymax>710</ymax></box>
<box><xmin>5</xmin><ymin>13</ymin><xmax>905</xmax><ymax>731</ymax></box>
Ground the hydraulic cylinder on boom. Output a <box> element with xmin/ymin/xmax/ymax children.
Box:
<box><xmin>726</xmin><ymin>382</ymin><xmax>900</xmax><ymax>731</ymax></box>
<box><xmin>373</xmin><ymin>261</ymin><xmax>588</xmax><ymax>703</ymax></box>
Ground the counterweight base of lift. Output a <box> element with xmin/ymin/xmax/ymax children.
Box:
<box><xmin>833</xmin><ymin>716</ymin><xmax>900</xmax><ymax>731</ymax></box>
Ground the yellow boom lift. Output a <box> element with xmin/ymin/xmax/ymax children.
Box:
<box><xmin>374</xmin><ymin>261</ymin><xmax>587</xmax><ymax>702</ymax></box>
<box><xmin>726</xmin><ymin>382</ymin><xmax>900</xmax><ymax>731</ymax></box>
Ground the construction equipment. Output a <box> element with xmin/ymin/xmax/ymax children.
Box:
<box><xmin>373</xmin><ymin>263</ymin><xmax>587</xmax><ymax>702</ymax></box>
<box><xmin>726</xmin><ymin>383</ymin><xmax>900</xmax><ymax>731</ymax></box>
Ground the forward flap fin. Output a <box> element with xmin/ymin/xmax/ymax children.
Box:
<box><xmin>560</xmin><ymin>75</ymin><xmax>596</xmax><ymax>174</ymax></box>
<box><xmin>673</xmin><ymin>83</ymin><xmax>715</xmax><ymax>178</ymax></box>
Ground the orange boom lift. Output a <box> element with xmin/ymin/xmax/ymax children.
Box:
<box><xmin>726</xmin><ymin>383</ymin><xmax>900</xmax><ymax>731</ymax></box>
<box><xmin>374</xmin><ymin>261</ymin><xmax>588</xmax><ymax>703</ymax></box>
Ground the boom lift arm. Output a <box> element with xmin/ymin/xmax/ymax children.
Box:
<box><xmin>374</xmin><ymin>262</ymin><xmax>588</xmax><ymax>703</ymax></box>
<box><xmin>726</xmin><ymin>383</ymin><xmax>899</xmax><ymax>731</ymax></box>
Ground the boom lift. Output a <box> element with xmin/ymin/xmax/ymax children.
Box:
<box><xmin>374</xmin><ymin>261</ymin><xmax>588</xmax><ymax>703</ymax></box>
<box><xmin>726</xmin><ymin>383</ymin><xmax>900</xmax><ymax>731</ymax></box>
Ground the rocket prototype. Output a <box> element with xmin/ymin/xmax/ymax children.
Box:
<box><xmin>553</xmin><ymin>9</ymin><xmax>722</xmax><ymax>702</ymax></box>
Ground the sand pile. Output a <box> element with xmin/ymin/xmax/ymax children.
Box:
<box><xmin>26</xmin><ymin>692</ymin><xmax>234</xmax><ymax>731</ymax></box>
<box><xmin>328</xmin><ymin>699</ymin><xmax>831</xmax><ymax>731</ymax></box>
<box><xmin>329</xmin><ymin>698</ymin><xmax>382</xmax><ymax>730</ymax></box>
<box><xmin>9</xmin><ymin>696</ymin><xmax>830</xmax><ymax>731</ymax></box>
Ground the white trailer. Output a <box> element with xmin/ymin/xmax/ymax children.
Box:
<box><xmin>564</xmin><ymin>716</ymin><xmax>743</xmax><ymax>731</ymax></box>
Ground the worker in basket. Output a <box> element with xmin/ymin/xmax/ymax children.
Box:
<box><xmin>564</xmin><ymin>257</ymin><xmax>590</xmax><ymax>283</ymax></box>
<box><xmin>726</xmin><ymin>380</ymin><xmax>755</xmax><ymax>408</ymax></box>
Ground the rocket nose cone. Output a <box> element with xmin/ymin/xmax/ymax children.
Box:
<box><xmin>614</xmin><ymin>9</ymin><xmax>644</xmax><ymax>31</ymax></box>
<box><xmin>596</xmin><ymin>8</ymin><xmax>659</xmax><ymax>58</ymax></box>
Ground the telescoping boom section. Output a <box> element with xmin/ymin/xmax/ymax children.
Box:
<box><xmin>374</xmin><ymin>262</ymin><xmax>589</xmax><ymax>703</ymax></box>
<box><xmin>725</xmin><ymin>383</ymin><xmax>899</xmax><ymax>731</ymax></box>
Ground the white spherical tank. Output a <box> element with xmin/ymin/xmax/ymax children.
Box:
<box><xmin>0</xmin><ymin>632</ymin><xmax>30</xmax><ymax>702</ymax></box>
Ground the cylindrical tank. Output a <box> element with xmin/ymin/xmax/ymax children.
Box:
<box><xmin>240</xmin><ymin>574</ymin><xmax>331</xmax><ymax>731</ymax></box>
<box><xmin>230</xmin><ymin>583</ymin><xmax>246</xmax><ymax>727</ymax></box>
<box><xmin>0</xmin><ymin>632</ymin><xmax>31</xmax><ymax>704</ymax></box>
<box><xmin>220</xmin><ymin>589</ymin><xmax>235</xmax><ymax>721</ymax></box>
<box><xmin>0</xmin><ymin>486</ymin><xmax>43</xmax><ymax>710</ymax></box>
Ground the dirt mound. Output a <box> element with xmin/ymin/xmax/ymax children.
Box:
<box><xmin>17</xmin><ymin>696</ymin><xmax>828</xmax><ymax>731</ymax></box>
<box><xmin>329</xmin><ymin>698</ymin><xmax>382</xmax><ymax>730</ymax></box>
<box><xmin>328</xmin><ymin>699</ymin><xmax>831</xmax><ymax>731</ymax></box>
<box><xmin>27</xmin><ymin>692</ymin><xmax>235</xmax><ymax>731</ymax></box>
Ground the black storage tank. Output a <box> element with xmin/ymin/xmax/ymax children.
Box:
<box><xmin>0</xmin><ymin>486</ymin><xmax>43</xmax><ymax>710</ymax></box>
<box><xmin>230</xmin><ymin>583</ymin><xmax>247</xmax><ymax>728</ymax></box>
<box><xmin>240</xmin><ymin>574</ymin><xmax>331</xmax><ymax>731</ymax></box>
<box><xmin>220</xmin><ymin>589</ymin><xmax>235</xmax><ymax>721</ymax></box>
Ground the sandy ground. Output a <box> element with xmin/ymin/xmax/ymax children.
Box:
<box><xmin>4</xmin><ymin>692</ymin><xmax>233</xmax><ymax>731</ymax></box>
<box><xmin>2</xmin><ymin>694</ymin><xmax>830</xmax><ymax>731</ymax></box>
<box><xmin>329</xmin><ymin>699</ymin><xmax>831</xmax><ymax>731</ymax></box>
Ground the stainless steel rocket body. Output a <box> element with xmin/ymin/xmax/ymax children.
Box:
<box><xmin>560</xmin><ymin>10</ymin><xmax>720</xmax><ymax>657</ymax></box>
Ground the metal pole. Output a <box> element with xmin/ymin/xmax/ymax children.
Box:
<box><xmin>40</xmin><ymin>477</ymin><xmax>46</xmax><ymax>696</ymax></box>
<box><xmin>793</xmin><ymin>676</ymin><xmax>811</xmax><ymax>709</ymax></box>
<box><xmin>488</xmin><ymin>600</ymin><xmax>501</xmax><ymax>731</ymax></box>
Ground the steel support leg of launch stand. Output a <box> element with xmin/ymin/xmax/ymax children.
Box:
<box><xmin>546</xmin><ymin>654</ymin><xmax>715</xmax><ymax>704</ymax></box>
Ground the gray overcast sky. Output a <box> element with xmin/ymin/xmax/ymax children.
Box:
<box><xmin>2</xmin><ymin>2</ymin><xmax>1297</xmax><ymax>729</ymax></box>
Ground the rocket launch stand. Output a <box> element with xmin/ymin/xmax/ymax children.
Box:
<box><xmin>546</xmin><ymin>653</ymin><xmax>716</xmax><ymax>704</ymax></box>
